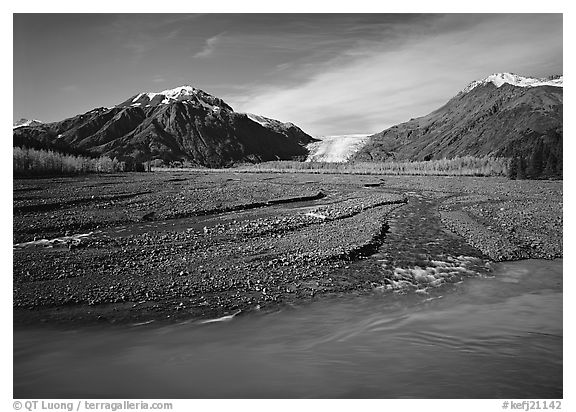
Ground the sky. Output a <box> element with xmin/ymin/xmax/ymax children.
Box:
<box><xmin>13</xmin><ymin>13</ymin><xmax>563</xmax><ymax>136</ymax></box>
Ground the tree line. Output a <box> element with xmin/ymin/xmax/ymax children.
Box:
<box><xmin>14</xmin><ymin>147</ymin><xmax>562</xmax><ymax>179</ymax></box>
<box><xmin>13</xmin><ymin>147</ymin><xmax>149</xmax><ymax>176</ymax></box>
<box><xmin>240</xmin><ymin>155</ymin><xmax>510</xmax><ymax>177</ymax></box>
<box><xmin>507</xmin><ymin>136</ymin><xmax>562</xmax><ymax>180</ymax></box>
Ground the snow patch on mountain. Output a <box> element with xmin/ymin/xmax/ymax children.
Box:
<box><xmin>13</xmin><ymin>119</ymin><xmax>43</xmax><ymax>129</ymax></box>
<box><xmin>159</xmin><ymin>85</ymin><xmax>199</xmax><ymax>99</ymax></box>
<box><xmin>306</xmin><ymin>134</ymin><xmax>371</xmax><ymax>162</ymax></box>
<box><xmin>119</xmin><ymin>85</ymin><xmax>228</xmax><ymax>110</ymax></box>
<box><xmin>134</xmin><ymin>86</ymin><xmax>199</xmax><ymax>105</ymax></box>
<box><xmin>246</xmin><ymin>113</ymin><xmax>284</xmax><ymax>127</ymax></box>
<box><xmin>461</xmin><ymin>73</ymin><xmax>563</xmax><ymax>94</ymax></box>
<box><xmin>246</xmin><ymin>113</ymin><xmax>296</xmax><ymax>128</ymax></box>
<box><xmin>246</xmin><ymin>113</ymin><xmax>270</xmax><ymax>126</ymax></box>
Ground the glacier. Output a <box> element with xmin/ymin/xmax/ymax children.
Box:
<box><xmin>306</xmin><ymin>134</ymin><xmax>371</xmax><ymax>162</ymax></box>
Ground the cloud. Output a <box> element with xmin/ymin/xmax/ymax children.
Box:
<box><xmin>193</xmin><ymin>33</ymin><xmax>225</xmax><ymax>59</ymax></box>
<box><xmin>105</xmin><ymin>14</ymin><xmax>204</xmax><ymax>60</ymax></box>
<box><xmin>228</xmin><ymin>14</ymin><xmax>562</xmax><ymax>136</ymax></box>
<box><xmin>61</xmin><ymin>85</ymin><xmax>78</xmax><ymax>93</ymax></box>
<box><xmin>275</xmin><ymin>62</ymin><xmax>295</xmax><ymax>72</ymax></box>
<box><xmin>121</xmin><ymin>41</ymin><xmax>152</xmax><ymax>59</ymax></box>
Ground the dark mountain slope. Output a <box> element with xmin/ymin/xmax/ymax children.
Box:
<box><xmin>13</xmin><ymin>86</ymin><xmax>316</xmax><ymax>167</ymax></box>
<box><xmin>353</xmin><ymin>74</ymin><xmax>562</xmax><ymax>177</ymax></box>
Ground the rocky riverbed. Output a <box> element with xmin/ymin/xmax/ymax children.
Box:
<box><xmin>13</xmin><ymin>172</ymin><xmax>562</xmax><ymax>325</ymax></box>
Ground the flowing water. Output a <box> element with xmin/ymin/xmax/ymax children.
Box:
<box><xmin>14</xmin><ymin>259</ymin><xmax>562</xmax><ymax>399</ymax></box>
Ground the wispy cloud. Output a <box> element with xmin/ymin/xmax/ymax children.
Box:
<box><xmin>105</xmin><ymin>14</ymin><xmax>204</xmax><ymax>60</ymax></box>
<box><xmin>121</xmin><ymin>41</ymin><xmax>152</xmax><ymax>60</ymax></box>
<box><xmin>228</xmin><ymin>14</ymin><xmax>562</xmax><ymax>136</ymax></box>
<box><xmin>193</xmin><ymin>33</ymin><xmax>226</xmax><ymax>59</ymax></box>
<box><xmin>14</xmin><ymin>14</ymin><xmax>562</xmax><ymax>132</ymax></box>
<box><xmin>275</xmin><ymin>62</ymin><xmax>293</xmax><ymax>72</ymax></box>
<box><xmin>61</xmin><ymin>85</ymin><xmax>78</xmax><ymax>93</ymax></box>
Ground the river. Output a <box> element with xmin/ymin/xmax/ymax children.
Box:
<box><xmin>14</xmin><ymin>258</ymin><xmax>562</xmax><ymax>399</ymax></box>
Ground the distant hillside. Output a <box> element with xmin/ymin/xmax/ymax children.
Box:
<box><xmin>13</xmin><ymin>86</ymin><xmax>317</xmax><ymax>168</ymax></box>
<box><xmin>353</xmin><ymin>73</ymin><xmax>563</xmax><ymax>178</ymax></box>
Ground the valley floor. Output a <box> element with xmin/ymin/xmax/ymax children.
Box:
<box><xmin>13</xmin><ymin>172</ymin><xmax>562</xmax><ymax>325</ymax></box>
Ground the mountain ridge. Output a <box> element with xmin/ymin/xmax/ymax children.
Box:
<box><xmin>353</xmin><ymin>73</ymin><xmax>562</xmax><ymax>177</ymax></box>
<box><xmin>460</xmin><ymin>72</ymin><xmax>563</xmax><ymax>94</ymax></box>
<box><xmin>13</xmin><ymin>85</ymin><xmax>317</xmax><ymax>168</ymax></box>
<box><xmin>13</xmin><ymin>118</ymin><xmax>43</xmax><ymax>129</ymax></box>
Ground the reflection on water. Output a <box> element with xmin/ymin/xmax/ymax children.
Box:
<box><xmin>14</xmin><ymin>259</ymin><xmax>562</xmax><ymax>399</ymax></box>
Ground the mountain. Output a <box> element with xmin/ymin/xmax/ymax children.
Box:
<box><xmin>13</xmin><ymin>86</ymin><xmax>316</xmax><ymax>168</ymax></box>
<box><xmin>461</xmin><ymin>73</ymin><xmax>563</xmax><ymax>93</ymax></box>
<box><xmin>13</xmin><ymin>118</ymin><xmax>43</xmax><ymax>129</ymax></box>
<box><xmin>353</xmin><ymin>73</ymin><xmax>563</xmax><ymax>177</ymax></box>
<box><xmin>244</xmin><ymin>113</ymin><xmax>315</xmax><ymax>147</ymax></box>
<box><xmin>306</xmin><ymin>134</ymin><xmax>371</xmax><ymax>162</ymax></box>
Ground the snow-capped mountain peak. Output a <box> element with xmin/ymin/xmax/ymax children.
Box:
<box><xmin>13</xmin><ymin>118</ymin><xmax>43</xmax><ymax>129</ymax></box>
<box><xmin>129</xmin><ymin>85</ymin><xmax>199</xmax><ymax>105</ymax></box>
<box><xmin>158</xmin><ymin>85</ymin><xmax>199</xmax><ymax>99</ymax></box>
<box><xmin>461</xmin><ymin>72</ymin><xmax>563</xmax><ymax>94</ymax></box>
<box><xmin>117</xmin><ymin>85</ymin><xmax>232</xmax><ymax>111</ymax></box>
